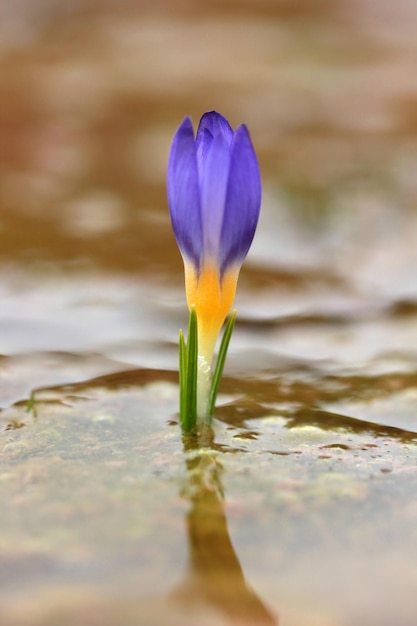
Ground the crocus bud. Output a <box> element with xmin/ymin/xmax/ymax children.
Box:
<box><xmin>168</xmin><ymin>111</ymin><xmax>261</xmax><ymax>367</ymax></box>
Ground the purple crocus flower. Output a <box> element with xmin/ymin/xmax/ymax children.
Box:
<box><xmin>167</xmin><ymin>111</ymin><xmax>261</xmax><ymax>364</ymax></box>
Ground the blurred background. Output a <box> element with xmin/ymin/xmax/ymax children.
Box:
<box><xmin>1</xmin><ymin>0</ymin><xmax>416</xmax><ymax>284</ymax></box>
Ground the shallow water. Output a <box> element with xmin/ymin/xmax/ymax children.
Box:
<box><xmin>1</xmin><ymin>1</ymin><xmax>417</xmax><ymax>625</ymax></box>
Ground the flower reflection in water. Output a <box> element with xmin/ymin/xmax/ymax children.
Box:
<box><xmin>172</xmin><ymin>440</ymin><xmax>277</xmax><ymax>625</ymax></box>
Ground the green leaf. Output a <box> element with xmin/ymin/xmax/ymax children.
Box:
<box><xmin>179</xmin><ymin>329</ymin><xmax>187</xmax><ymax>423</ymax></box>
<box><xmin>26</xmin><ymin>392</ymin><xmax>35</xmax><ymax>413</ymax></box>
<box><xmin>208</xmin><ymin>309</ymin><xmax>236</xmax><ymax>417</ymax></box>
<box><xmin>182</xmin><ymin>307</ymin><xmax>198</xmax><ymax>432</ymax></box>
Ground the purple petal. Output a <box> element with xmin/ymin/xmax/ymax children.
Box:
<box><xmin>199</xmin><ymin>131</ymin><xmax>232</xmax><ymax>258</ymax></box>
<box><xmin>167</xmin><ymin>117</ymin><xmax>203</xmax><ymax>267</ymax></box>
<box><xmin>195</xmin><ymin>127</ymin><xmax>214</xmax><ymax>178</ymax></box>
<box><xmin>196</xmin><ymin>111</ymin><xmax>234</xmax><ymax>150</ymax></box>
<box><xmin>195</xmin><ymin>111</ymin><xmax>233</xmax><ymax>172</ymax></box>
<box><xmin>195</xmin><ymin>112</ymin><xmax>233</xmax><ymax>180</ymax></box>
<box><xmin>220</xmin><ymin>124</ymin><xmax>261</xmax><ymax>273</ymax></box>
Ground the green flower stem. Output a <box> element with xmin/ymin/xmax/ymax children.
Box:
<box><xmin>179</xmin><ymin>308</ymin><xmax>236</xmax><ymax>434</ymax></box>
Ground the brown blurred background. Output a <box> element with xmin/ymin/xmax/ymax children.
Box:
<box><xmin>1</xmin><ymin>0</ymin><xmax>416</xmax><ymax>284</ymax></box>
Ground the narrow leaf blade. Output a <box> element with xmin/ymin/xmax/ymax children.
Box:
<box><xmin>184</xmin><ymin>307</ymin><xmax>198</xmax><ymax>432</ymax></box>
<box><xmin>208</xmin><ymin>309</ymin><xmax>236</xmax><ymax>416</ymax></box>
<box><xmin>179</xmin><ymin>329</ymin><xmax>187</xmax><ymax>425</ymax></box>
